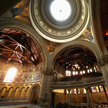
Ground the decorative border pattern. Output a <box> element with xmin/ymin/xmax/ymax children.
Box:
<box><xmin>30</xmin><ymin>0</ymin><xmax>89</xmax><ymax>43</ymax></box>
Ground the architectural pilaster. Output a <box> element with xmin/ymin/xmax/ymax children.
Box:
<box><xmin>97</xmin><ymin>56</ymin><xmax>108</xmax><ymax>89</ymax></box>
<box><xmin>85</xmin><ymin>88</ymin><xmax>91</xmax><ymax>106</ymax></box>
<box><xmin>76</xmin><ymin>88</ymin><xmax>79</xmax><ymax>104</ymax></box>
<box><xmin>40</xmin><ymin>68</ymin><xmax>54</xmax><ymax>108</ymax></box>
<box><xmin>88</xmin><ymin>88</ymin><xmax>92</xmax><ymax>103</ymax></box>
<box><xmin>68</xmin><ymin>89</ymin><xmax>71</xmax><ymax>105</ymax></box>
<box><xmin>103</xmin><ymin>85</ymin><xmax>108</xmax><ymax>102</ymax></box>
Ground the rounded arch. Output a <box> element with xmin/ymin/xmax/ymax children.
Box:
<box><xmin>25</xmin><ymin>87</ymin><xmax>30</xmax><ymax>92</ymax></box>
<box><xmin>52</xmin><ymin>40</ymin><xmax>101</xmax><ymax>69</ymax></box>
<box><xmin>7</xmin><ymin>87</ymin><xmax>14</xmax><ymax>98</ymax></box>
<box><xmin>20</xmin><ymin>87</ymin><xmax>25</xmax><ymax>91</ymax></box>
<box><xmin>7</xmin><ymin>87</ymin><xmax>14</xmax><ymax>91</ymax></box>
<box><xmin>14</xmin><ymin>87</ymin><xmax>20</xmax><ymax>91</ymax></box>
<box><xmin>0</xmin><ymin>87</ymin><xmax>7</xmax><ymax>98</ymax></box>
<box><xmin>0</xmin><ymin>87</ymin><xmax>7</xmax><ymax>91</ymax></box>
<box><xmin>14</xmin><ymin>87</ymin><xmax>20</xmax><ymax>98</ymax></box>
<box><xmin>25</xmin><ymin>87</ymin><xmax>30</xmax><ymax>98</ymax></box>
<box><xmin>20</xmin><ymin>87</ymin><xmax>26</xmax><ymax>98</ymax></box>
<box><xmin>28</xmin><ymin>84</ymin><xmax>40</xmax><ymax>103</ymax></box>
<box><xmin>0</xmin><ymin>17</ymin><xmax>49</xmax><ymax>71</ymax></box>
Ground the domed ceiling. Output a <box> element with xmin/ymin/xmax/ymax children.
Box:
<box><xmin>30</xmin><ymin>0</ymin><xmax>89</xmax><ymax>43</ymax></box>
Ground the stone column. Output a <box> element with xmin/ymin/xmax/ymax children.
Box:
<box><xmin>76</xmin><ymin>88</ymin><xmax>79</xmax><ymax>104</ymax></box>
<box><xmin>39</xmin><ymin>68</ymin><xmax>53</xmax><ymax>108</ymax></box>
<box><xmin>98</xmin><ymin>57</ymin><xmax>108</xmax><ymax>89</ymax></box>
<box><xmin>103</xmin><ymin>85</ymin><xmax>108</xmax><ymax>102</ymax></box>
<box><xmin>88</xmin><ymin>88</ymin><xmax>92</xmax><ymax>103</ymax></box>
<box><xmin>68</xmin><ymin>89</ymin><xmax>71</xmax><ymax>105</ymax></box>
<box><xmin>86</xmin><ymin>88</ymin><xmax>91</xmax><ymax>106</ymax></box>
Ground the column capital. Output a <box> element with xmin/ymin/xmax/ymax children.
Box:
<box><xmin>67</xmin><ymin>88</ymin><xmax>71</xmax><ymax>91</ymax></box>
<box><xmin>85</xmin><ymin>87</ymin><xmax>91</xmax><ymax>90</ymax></box>
<box><xmin>103</xmin><ymin>55</ymin><xmax>108</xmax><ymax>64</ymax></box>
<box><xmin>97</xmin><ymin>55</ymin><xmax>108</xmax><ymax>67</ymax></box>
<box><xmin>41</xmin><ymin>68</ymin><xmax>54</xmax><ymax>75</ymax></box>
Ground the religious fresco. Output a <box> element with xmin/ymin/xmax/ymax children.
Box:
<box><xmin>78</xmin><ymin>29</ymin><xmax>94</xmax><ymax>43</ymax></box>
<box><xmin>13</xmin><ymin>72</ymin><xmax>42</xmax><ymax>83</ymax></box>
<box><xmin>0</xmin><ymin>72</ymin><xmax>6</xmax><ymax>81</ymax></box>
<box><xmin>0</xmin><ymin>72</ymin><xmax>42</xmax><ymax>83</ymax></box>
<box><xmin>10</xmin><ymin>0</ymin><xmax>30</xmax><ymax>24</ymax></box>
<box><xmin>78</xmin><ymin>23</ymin><xmax>95</xmax><ymax>43</ymax></box>
<box><xmin>0</xmin><ymin>59</ymin><xmax>43</xmax><ymax>83</ymax></box>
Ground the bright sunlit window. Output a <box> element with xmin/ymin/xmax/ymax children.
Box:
<box><xmin>50</xmin><ymin>0</ymin><xmax>72</xmax><ymax>22</ymax></box>
<box><xmin>76</xmin><ymin>71</ymin><xmax>78</xmax><ymax>75</ymax></box>
<box><xmin>80</xmin><ymin>71</ymin><xmax>83</xmax><ymax>75</ymax></box>
<box><xmin>66</xmin><ymin>89</ymin><xmax>72</xmax><ymax>94</ymax></box>
<box><xmin>66</xmin><ymin>70</ymin><xmax>71</xmax><ymax>76</ymax></box>
<box><xmin>90</xmin><ymin>69</ymin><xmax>92</xmax><ymax>72</ymax></box>
<box><xmin>83</xmin><ymin>70</ymin><xmax>85</xmax><ymax>74</ymax></box>
<box><xmin>74</xmin><ymin>88</ymin><xmax>77</xmax><ymax>94</ymax></box>
<box><xmin>83</xmin><ymin>88</ymin><xmax>86</xmax><ymax>93</ymax></box>
<box><xmin>94</xmin><ymin>67</ymin><xmax>97</xmax><ymax>72</ymax></box>
<box><xmin>87</xmin><ymin>69</ymin><xmax>90</xmax><ymax>73</ymax></box>
<box><xmin>4</xmin><ymin>68</ymin><xmax>17</xmax><ymax>82</ymax></box>
<box><xmin>73</xmin><ymin>71</ymin><xmax>76</xmax><ymax>75</ymax></box>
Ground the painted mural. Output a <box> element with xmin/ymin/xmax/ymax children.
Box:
<box><xmin>78</xmin><ymin>23</ymin><xmax>95</xmax><ymax>43</ymax></box>
<box><xmin>0</xmin><ymin>71</ymin><xmax>42</xmax><ymax>83</ymax></box>
<box><xmin>10</xmin><ymin>0</ymin><xmax>30</xmax><ymax>24</ymax></box>
<box><xmin>13</xmin><ymin>72</ymin><xmax>42</xmax><ymax>83</ymax></box>
<box><xmin>0</xmin><ymin>59</ymin><xmax>43</xmax><ymax>83</ymax></box>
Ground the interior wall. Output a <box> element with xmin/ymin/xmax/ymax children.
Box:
<box><xmin>0</xmin><ymin>82</ymin><xmax>40</xmax><ymax>103</ymax></box>
<box><xmin>0</xmin><ymin>59</ymin><xmax>42</xmax><ymax>83</ymax></box>
<box><xmin>54</xmin><ymin>91</ymin><xmax>108</xmax><ymax>106</ymax></box>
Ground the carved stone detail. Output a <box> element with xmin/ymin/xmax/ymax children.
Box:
<box><xmin>103</xmin><ymin>55</ymin><xmax>108</xmax><ymax>64</ymax></box>
<box><xmin>41</xmin><ymin>67</ymin><xmax>54</xmax><ymax>75</ymax></box>
<box><xmin>97</xmin><ymin>55</ymin><xmax>108</xmax><ymax>67</ymax></box>
<box><xmin>97</xmin><ymin>58</ymin><xmax>105</xmax><ymax>67</ymax></box>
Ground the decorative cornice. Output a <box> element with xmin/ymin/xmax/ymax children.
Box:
<box><xmin>51</xmin><ymin>76</ymin><xmax>104</xmax><ymax>89</ymax></box>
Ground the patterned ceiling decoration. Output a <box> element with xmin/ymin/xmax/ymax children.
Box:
<box><xmin>30</xmin><ymin>0</ymin><xmax>89</xmax><ymax>43</ymax></box>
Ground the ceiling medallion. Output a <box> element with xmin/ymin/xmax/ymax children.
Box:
<box><xmin>30</xmin><ymin>0</ymin><xmax>89</xmax><ymax>43</ymax></box>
